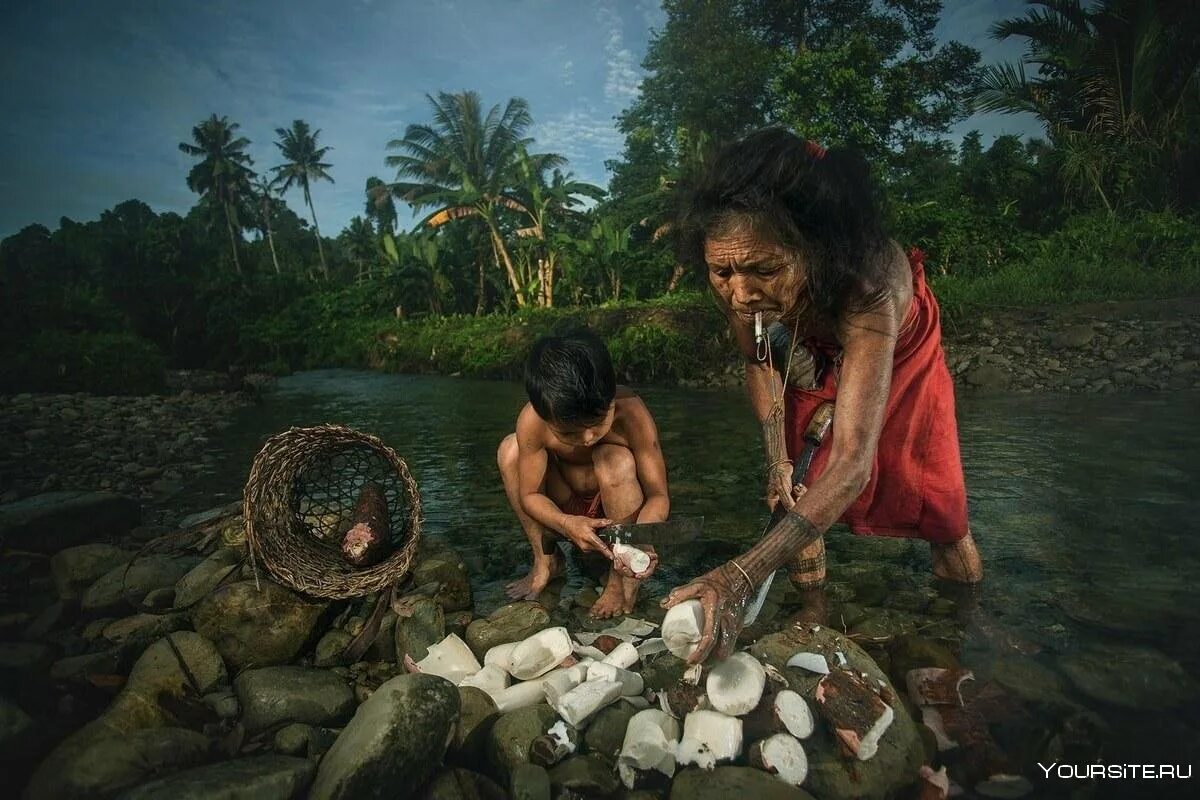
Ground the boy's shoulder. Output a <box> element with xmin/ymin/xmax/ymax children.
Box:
<box><xmin>516</xmin><ymin>402</ymin><xmax>550</xmax><ymax>437</ymax></box>
<box><xmin>613</xmin><ymin>386</ymin><xmax>656</xmax><ymax>424</ymax></box>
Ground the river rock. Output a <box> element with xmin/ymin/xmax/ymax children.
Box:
<box><xmin>314</xmin><ymin>630</ymin><xmax>356</xmax><ymax>667</ymax></box>
<box><xmin>116</xmin><ymin>754</ymin><xmax>315</xmax><ymax>800</ymax></box>
<box><xmin>191</xmin><ymin>580</ymin><xmax>327</xmax><ymax>670</ymax></box>
<box><xmin>412</xmin><ymin>555</ymin><xmax>473</xmax><ymax>612</ymax></box>
<box><xmin>420</xmin><ymin>767</ymin><xmax>507</xmax><ymax>800</ymax></box>
<box><xmin>582</xmin><ymin>701</ymin><xmax>639</xmax><ymax>763</ymax></box>
<box><xmin>486</xmin><ymin>703</ymin><xmax>559</xmax><ymax>785</ymax></box>
<box><xmin>395</xmin><ymin>597</ymin><xmax>445</xmax><ymax>662</ymax></box>
<box><xmin>965</xmin><ymin>364</ymin><xmax>1011</xmax><ymax>391</ymax></box>
<box><xmin>465</xmin><ymin>601</ymin><xmax>550</xmax><ymax>659</ymax></box>
<box><xmin>235</xmin><ymin>666</ymin><xmax>355</xmax><ymax>733</ymax></box>
<box><xmin>51</xmin><ymin>544</ymin><xmax>134</xmax><ymax>601</ymax></box>
<box><xmin>991</xmin><ymin>656</ymin><xmax>1073</xmax><ymax>708</ymax></box>
<box><xmin>82</xmin><ymin>554</ymin><xmax>199</xmax><ymax>616</ymax></box>
<box><xmin>548</xmin><ymin>755</ymin><xmax>620</xmax><ymax>796</ymax></box>
<box><xmin>888</xmin><ymin>635</ymin><xmax>959</xmax><ymax>684</ymax></box>
<box><xmin>1059</xmin><ymin>643</ymin><xmax>1200</xmax><ymax>710</ymax></box>
<box><xmin>309</xmin><ymin>673</ymin><xmax>460</xmax><ymax>800</ymax></box>
<box><xmin>751</xmin><ymin>626</ymin><xmax>923</xmax><ymax>800</ymax></box>
<box><xmin>1051</xmin><ymin>324</ymin><xmax>1096</xmax><ymax>349</ymax></box>
<box><xmin>669</xmin><ymin>766</ymin><xmax>816</xmax><ymax>799</ymax></box>
<box><xmin>0</xmin><ymin>491</ymin><xmax>140</xmax><ymax>553</ymax></box>
<box><xmin>103</xmin><ymin>612</ymin><xmax>189</xmax><ymax>645</ymax></box>
<box><xmin>51</xmin><ymin>649</ymin><xmax>123</xmax><ymax>683</ymax></box>
<box><xmin>0</xmin><ymin>695</ymin><xmax>33</xmax><ymax>749</ymax></box>
<box><xmin>173</xmin><ymin>548</ymin><xmax>242</xmax><ymax>609</ymax></box>
<box><xmin>450</xmin><ymin>686</ymin><xmax>500</xmax><ymax>764</ymax></box>
<box><xmin>510</xmin><ymin>763</ymin><xmax>552</xmax><ymax>800</ymax></box>
<box><xmin>273</xmin><ymin>723</ymin><xmax>314</xmax><ymax>756</ymax></box>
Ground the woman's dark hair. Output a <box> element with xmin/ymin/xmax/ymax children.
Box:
<box><xmin>524</xmin><ymin>329</ymin><xmax>616</xmax><ymax>425</ymax></box>
<box><xmin>675</xmin><ymin>127</ymin><xmax>891</xmax><ymax>321</ymax></box>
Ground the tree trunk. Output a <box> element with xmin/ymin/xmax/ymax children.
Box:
<box><xmin>223</xmin><ymin>201</ymin><xmax>242</xmax><ymax>275</ymax></box>
<box><xmin>475</xmin><ymin>256</ymin><xmax>486</xmax><ymax>316</ymax></box>
<box><xmin>485</xmin><ymin>214</ymin><xmax>526</xmax><ymax>307</ymax></box>
<box><xmin>264</xmin><ymin>210</ymin><xmax>282</xmax><ymax>275</ymax></box>
<box><xmin>304</xmin><ymin>185</ymin><xmax>329</xmax><ymax>280</ymax></box>
<box><xmin>666</xmin><ymin>262</ymin><xmax>686</xmax><ymax>293</ymax></box>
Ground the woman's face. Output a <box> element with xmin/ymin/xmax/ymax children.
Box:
<box><xmin>704</xmin><ymin>222</ymin><xmax>807</xmax><ymax>328</ymax></box>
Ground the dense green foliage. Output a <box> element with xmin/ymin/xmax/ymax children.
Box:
<box><xmin>1</xmin><ymin>1</ymin><xmax>1196</xmax><ymax>393</ymax></box>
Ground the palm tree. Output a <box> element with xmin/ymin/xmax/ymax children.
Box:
<box><xmin>975</xmin><ymin>0</ymin><xmax>1200</xmax><ymax>209</ymax></box>
<box><xmin>272</xmin><ymin>120</ymin><xmax>334</xmax><ymax>278</ymax></box>
<box><xmin>365</xmin><ymin>176</ymin><xmax>397</xmax><ymax>235</ymax></box>
<box><xmin>179</xmin><ymin>114</ymin><xmax>254</xmax><ymax>274</ymax></box>
<box><xmin>385</xmin><ymin>90</ymin><xmax>564</xmax><ymax>307</ymax></box>
<box><xmin>250</xmin><ymin>175</ymin><xmax>284</xmax><ymax>274</ymax></box>
<box><xmin>511</xmin><ymin>149</ymin><xmax>605</xmax><ymax>307</ymax></box>
<box><xmin>339</xmin><ymin>216</ymin><xmax>378</xmax><ymax>282</ymax></box>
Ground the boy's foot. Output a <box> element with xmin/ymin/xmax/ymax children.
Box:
<box><xmin>506</xmin><ymin>553</ymin><xmax>563</xmax><ymax>600</ymax></box>
<box><xmin>589</xmin><ymin>575</ymin><xmax>631</xmax><ymax>619</ymax></box>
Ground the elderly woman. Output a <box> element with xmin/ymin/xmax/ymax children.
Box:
<box><xmin>664</xmin><ymin>128</ymin><xmax>983</xmax><ymax>664</ymax></box>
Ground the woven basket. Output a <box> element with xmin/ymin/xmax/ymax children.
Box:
<box><xmin>243</xmin><ymin>424</ymin><xmax>423</xmax><ymax>599</ymax></box>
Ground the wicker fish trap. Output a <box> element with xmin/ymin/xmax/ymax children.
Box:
<box><xmin>243</xmin><ymin>424</ymin><xmax>422</xmax><ymax>599</ymax></box>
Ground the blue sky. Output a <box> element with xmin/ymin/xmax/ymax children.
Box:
<box><xmin>0</xmin><ymin>0</ymin><xmax>1043</xmax><ymax>238</ymax></box>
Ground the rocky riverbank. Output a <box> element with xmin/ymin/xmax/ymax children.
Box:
<box><xmin>690</xmin><ymin>299</ymin><xmax>1200</xmax><ymax>393</ymax></box>
<box><xmin>0</xmin><ymin>387</ymin><xmax>255</xmax><ymax>517</ymax></box>
<box><xmin>3</xmin><ymin>493</ymin><xmax>1195</xmax><ymax>798</ymax></box>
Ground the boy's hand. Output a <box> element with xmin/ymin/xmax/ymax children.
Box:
<box><xmin>560</xmin><ymin>515</ymin><xmax>615</xmax><ymax>558</ymax></box>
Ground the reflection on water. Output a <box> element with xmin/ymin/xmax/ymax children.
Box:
<box><xmin>184</xmin><ymin>370</ymin><xmax>1200</xmax><ymax>792</ymax></box>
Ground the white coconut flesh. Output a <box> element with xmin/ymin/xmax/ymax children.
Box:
<box><xmin>602</xmin><ymin>641</ymin><xmax>640</xmax><ymax>670</ymax></box>
<box><xmin>414</xmin><ymin>633</ymin><xmax>481</xmax><ymax>684</ymax></box>
<box><xmin>705</xmin><ymin>652</ymin><xmax>767</xmax><ymax>716</ymax></box>
<box><xmin>508</xmin><ymin>626</ymin><xmax>573</xmax><ymax>680</ymax></box>
<box><xmin>786</xmin><ymin>651</ymin><xmax>830</xmax><ymax>675</ymax></box>
<box><xmin>458</xmin><ymin>664</ymin><xmax>510</xmax><ymax>695</ymax></box>
<box><xmin>662</xmin><ymin>600</ymin><xmax>705</xmax><ymax>660</ymax></box>
<box><xmin>586</xmin><ymin>662</ymin><xmax>645</xmax><ymax>696</ymax></box>
<box><xmin>542</xmin><ymin>662</ymin><xmax>590</xmax><ymax>706</ymax></box>
<box><xmin>613</xmin><ymin>542</ymin><xmax>653</xmax><ymax>577</ymax></box>
<box><xmin>677</xmin><ymin>709</ymin><xmax>742</xmax><ymax>769</ymax></box>
<box><xmin>636</xmin><ymin>638</ymin><xmax>667</xmax><ymax>658</ymax></box>
<box><xmin>752</xmin><ymin>733</ymin><xmax>809</xmax><ymax>786</ymax></box>
<box><xmin>483</xmin><ymin>641</ymin><xmax>518</xmax><ymax>673</ymax></box>
<box><xmin>494</xmin><ymin>668</ymin><xmax>566</xmax><ymax>713</ymax></box>
<box><xmin>775</xmin><ymin>690</ymin><xmax>815</xmax><ymax>739</ymax></box>
<box><xmin>618</xmin><ymin>709</ymin><xmax>681</xmax><ymax>789</ymax></box>
<box><xmin>553</xmin><ymin>679</ymin><xmax>624</xmax><ymax>727</ymax></box>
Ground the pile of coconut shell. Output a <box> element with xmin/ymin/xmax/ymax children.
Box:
<box><xmin>406</xmin><ymin>597</ymin><xmax>901</xmax><ymax>793</ymax></box>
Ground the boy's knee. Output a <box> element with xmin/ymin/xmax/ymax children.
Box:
<box><xmin>593</xmin><ymin>445</ymin><xmax>636</xmax><ymax>484</ymax></box>
<box><xmin>497</xmin><ymin>433</ymin><xmax>518</xmax><ymax>469</ymax></box>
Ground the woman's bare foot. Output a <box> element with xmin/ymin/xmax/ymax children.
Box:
<box><xmin>931</xmin><ymin>533</ymin><xmax>983</xmax><ymax>584</ymax></box>
<box><xmin>620</xmin><ymin>576</ymin><xmax>641</xmax><ymax>615</ymax></box>
<box><xmin>506</xmin><ymin>553</ymin><xmax>563</xmax><ymax>600</ymax></box>
<box><xmin>589</xmin><ymin>573</ymin><xmax>629</xmax><ymax>619</ymax></box>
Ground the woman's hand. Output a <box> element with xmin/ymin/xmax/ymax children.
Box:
<box><xmin>766</xmin><ymin>460</ymin><xmax>796</xmax><ymax>512</ymax></box>
<box><xmin>611</xmin><ymin>544</ymin><xmax>659</xmax><ymax>579</ymax></box>
<box><xmin>661</xmin><ymin>561</ymin><xmax>754</xmax><ymax>664</ymax></box>
<box><xmin>560</xmin><ymin>515</ymin><xmax>614</xmax><ymax>558</ymax></box>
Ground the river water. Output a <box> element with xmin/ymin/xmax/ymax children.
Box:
<box><xmin>183</xmin><ymin>370</ymin><xmax>1200</xmax><ymax>794</ymax></box>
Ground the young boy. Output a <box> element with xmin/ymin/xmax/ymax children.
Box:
<box><xmin>497</xmin><ymin>329</ymin><xmax>670</xmax><ymax>618</ymax></box>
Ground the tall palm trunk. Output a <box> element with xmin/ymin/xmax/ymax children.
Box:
<box><xmin>260</xmin><ymin>199</ymin><xmax>281</xmax><ymax>275</ymax></box>
<box><xmin>303</xmin><ymin>185</ymin><xmax>329</xmax><ymax>279</ymax></box>
<box><xmin>483</xmin><ymin>211</ymin><xmax>526</xmax><ymax>307</ymax></box>
<box><xmin>222</xmin><ymin>200</ymin><xmax>242</xmax><ymax>275</ymax></box>
<box><xmin>475</xmin><ymin>256</ymin><xmax>486</xmax><ymax>316</ymax></box>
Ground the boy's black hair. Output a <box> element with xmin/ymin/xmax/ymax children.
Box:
<box><xmin>524</xmin><ymin>329</ymin><xmax>616</xmax><ymax>426</ymax></box>
<box><xmin>675</xmin><ymin>127</ymin><xmax>891</xmax><ymax>322</ymax></box>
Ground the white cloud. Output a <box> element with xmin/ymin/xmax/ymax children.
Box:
<box><xmin>596</xmin><ymin>3</ymin><xmax>642</xmax><ymax>105</ymax></box>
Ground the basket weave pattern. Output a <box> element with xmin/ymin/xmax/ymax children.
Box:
<box><xmin>243</xmin><ymin>424</ymin><xmax>422</xmax><ymax>599</ymax></box>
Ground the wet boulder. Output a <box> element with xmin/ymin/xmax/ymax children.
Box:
<box><xmin>308</xmin><ymin>673</ymin><xmax>460</xmax><ymax>800</ymax></box>
<box><xmin>235</xmin><ymin>666</ymin><xmax>355</xmax><ymax>733</ymax></box>
<box><xmin>419</xmin><ymin>767</ymin><xmax>506</xmax><ymax>800</ymax></box>
<box><xmin>395</xmin><ymin>597</ymin><xmax>445</xmax><ymax>662</ymax></box>
<box><xmin>116</xmin><ymin>754</ymin><xmax>315</xmax><ymax>800</ymax></box>
<box><xmin>173</xmin><ymin>548</ymin><xmax>242</xmax><ymax>609</ymax></box>
<box><xmin>669</xmin><ymin>766</ymin><xmax>816</xmax><ymax>799</ymax></box>
<box><xmin>486</xmin><ymin>703</ymin><xmax>559</xmax><ymax>785</ymax></box>
<box><xmin>191</xmin><ymin>580</ymin><xmax>327</xmax><ymax>670</ymax></box>
<box><xmin>0</xmin><ymin>491</ymin><xmax>140</xmax><ymax>554</ymax></box>
<box><xmin>51</xmin><ymin>544</ymin><xmax>134</xmax><ymax>602</ymax></box>
<box><xmin>465</xmin><ymin>601</ymin><xmax>550</xmax><ymax>659</ymax></box>
<box><xmin>411</xmin><ymin>554</ymin><xmax>473</xmax><ymax>613</ymax></box>
<box><xmin>82</xmin><ymin>554</ymin><xmax>199</xmax><ymax>616</ymax></box>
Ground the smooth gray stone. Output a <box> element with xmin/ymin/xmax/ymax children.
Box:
<box><xmin>0</xmin><ymin>491</ymin><xmax>140</xmax><ymax>553</ymax></box>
